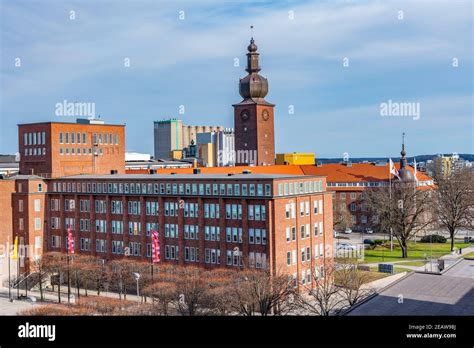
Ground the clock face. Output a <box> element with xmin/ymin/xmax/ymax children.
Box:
<box><xmin>240</xmin><ymin>109</ymin><xmax>249</xmax><ymax>121</ymax></box>
<box><xmin>262</xmin><ymin>109</ymin><xmax>269</xmax><ymax>121</ymax></box>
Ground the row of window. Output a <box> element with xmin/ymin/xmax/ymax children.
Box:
<box><xmin>286</xmin><ymin>243</ymin><xmax>325</xmax><ymax>266</ymax></box>
<box><xmin>58</xmin><ymin>132</ymin><xmax>119</xmax><ymax>145</ymax></box>
<box><xmin>278</xmin><ymin>180</ymin><xmax>323</xmax><ymax>196</ymax></box>
<box><xmin>59</xmin><ymin>147</ymin><xmax>118</xmax><ymax>156</ymax></box>
<box><xmin>285</xmin><ymin>200</ymin><xmax>323</xmax><ymax>219</ymax></box>
<box><xmin>53</xmin><ymin>181</ymin><xmax>273</xmax><ymax>197</ymax></box>
<box><xmin>24</xmin><ymin>147</ymin><xmax>46</xmax><ymax>157</ymax></box>
<box><xmin>285</xmin><ymin>222</ymin><xmax>324</xmax><ymax>242</ymax></box>
<box><xmin>24</xmin><ymin>131</ymin><xmax>46</xmax><ymax>146</ymax></box>
<box><xmin>50</xmin><ymin>235</ymin><xmax>267</xmax><ymax>268</ymax></box>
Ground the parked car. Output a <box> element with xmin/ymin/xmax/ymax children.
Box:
<box><xmin>337</xmin><ymin>243</ymin><xmax>357</xmax><ymax>251</ymax></box>
<box><xmin>363</xmin><ymin>239</ymin><xmax>375</xmax><ymax>245</ymax></box>
<box><xmin>365</xmin><ymin>228</ymin><xmax>374</xmax><ymax>234</ymax></box>
<box><xmin>344</xmin><ymin>228</ymin><xmax>352</xmax><ymax>234</ymax></box>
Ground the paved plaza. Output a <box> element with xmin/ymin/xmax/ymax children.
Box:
<box><xmin>347</xmin><ymin>260</ymin><xmax>474</xmax><ymax>316</ymax></box>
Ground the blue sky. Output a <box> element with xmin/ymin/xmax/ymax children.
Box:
<box><xmin>1</xmin><ymin>0</ymin><xmax>472</xmax><ymax>158</ymax></box>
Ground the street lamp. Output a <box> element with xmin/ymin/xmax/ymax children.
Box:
<box><xmin>133</xmin><ymin>272</ymin><xmax>140</xmax><ymax>303</ymax></box>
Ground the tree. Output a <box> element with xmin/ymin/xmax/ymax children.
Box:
<box><xmin>363</xmin><ymin>181</ymin><xmax>434</xmax><ymax>258</ymax></box>
<box><xmin>233</xmin><ymin>269</ymin><xmax>295</xmax><ymax>316</ymax></box>
<box><xmin>42</xmin><ymin>252</ymin><xmax>66</xmax><ymax>303</ymax></box>
<box><xmin>433</xmin><ymin>168</ymin><xmax>474</xmax><ymax>251</ymax></box>
<box><xmin>174</xmin><ymin>267</ymin><xmax>208</xmax><ymax>316</ymax></box>
<box><xmin>143</xmin><ymin>281</ymin><xmax>177</xmax><ymax>315</ymax></box>
<box><xmin>30</xmin><ymin>256</ymin><xmax>49</xmax><ymax>301</ymax></box>
<box><xmin>333</xmin><ymin>200</ymin><xmax>353</xmax><ymax>231</ymax></box>
<box><xmin>295</xmin><ymin>259</ymin><xmax>345</xmax><ymax>316</ymax></box>
<box><xmin>335</xmin><ymin>260</ymin><xmax>374</xmax><ymax>307</ymax></box>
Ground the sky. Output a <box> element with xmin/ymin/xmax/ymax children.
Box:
<box><xmin>1</xmin><ymin>0</ymin><xmax>472</xmax><ymax>158</ymax></box>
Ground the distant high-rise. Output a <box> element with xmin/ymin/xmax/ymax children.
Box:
<box><xmin>153</xmin><ymin>119</ymin><xmax>222</xmax><ymax>159</ymax></box>
<box><xmin>233</xmin><ymin>37</ymin><xmax>275</xmax><ymax>166</ymax></box>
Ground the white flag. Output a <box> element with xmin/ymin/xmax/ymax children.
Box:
<box><xmin>413</xmin><ymin>158</ymin><xmax>418</xmax><ymax>182</ymax></box>
<box><xmin>389</xmin><ymin>158</ymin><xmax>400</xmax><ymax>179</ymax></box>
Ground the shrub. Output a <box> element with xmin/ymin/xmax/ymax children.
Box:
<box><xmin>420</xmin><ymin>235</ymin><xmax>447</xmax><ymax>243</ymax></box>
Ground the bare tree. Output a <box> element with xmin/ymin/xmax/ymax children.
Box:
<box><xmin>333</xmin><ymin>200</ymin><xmax>353</xmax><ymax>231</ymax></box>
<box><xmin>433</xmin><ymin>168</ymin><xmax>474</xmax><ymax>251</ymax></box>
<box><xmin>174</xmin><ymin>267</ymin><xmax>209</xmax><ymax>316</ymax></box>
<box><xmin>30</xmin><ymin>256</ymin><xmax>49</xmax><ymax>301</ymax></box>
<box><xmin>296</xmin><ymin>260</ymin><xmax>345</xmax><ymax>316</ymax></box>
<box><xmin>42</xmin><ymin>252</ymin><xmax>66</xmax><ymax>303</ymax></box>
<box><xmin>144</xmin><ymin>281</ymin><xmax>177</xmax><ymax>315</ymax></box>
<box><xmin>335</xmin><ymin>260</ymin><xmax>374</xmax><ymax>306</ymax></box>
<box><xmin>233</xmin><ymin>269</ymin><xmax>295</xmax><ymax>316</ymax></box>
<box><xmin>363</xmin><ymin>181</ymin><xmax>434</xmax><ymax>258</ymax></box>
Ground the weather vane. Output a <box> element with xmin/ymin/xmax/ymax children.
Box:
<box><xmin>250</xmin><ymin>25</ymin><xmax>254</xmax><ymax>39</ymax></box>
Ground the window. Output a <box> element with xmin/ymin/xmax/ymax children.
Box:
<box><xmin>300</xmin><ymin>202</ymin><xmax>304</xmax><ymax>217</ymax></box>
<box><xmin>34</xmin><ymin>199</ymin><xmax>41</xmax><ymax>212</ymax></box>
<box><xmin>38</xmin><ymin>184</ymin><xmax>43</xmax><ymax>192</ymax></box>
<box><xmin>286</xmin><ymin>227</ymin><xmax>290</xmax><ymax>242</ymax></box>
<box><xmin>249</xmin><ymin>229</ymin><xmax>255</xmax><ymax>244</ymax></box>
<box><xmin>265</xmin><ymin>184</ymin><xmax>271</xmax><ymax>196</ymax></box>
<box><xmin>292</xmin><ymin>250</ymin><xmax>297</xmax><ymax>265</ymax></box>
<box><xmin>287</xmin><ymin>252</ymin><xmax>291</xmax><ymax>266</ymax></box>
<box><xmin>34</xmin><ymin>218</ymin><xmax>41</xmax><ymax>230</ymax></box>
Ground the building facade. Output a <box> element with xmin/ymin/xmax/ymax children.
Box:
<box><xmin>18</xmin><ymin>118</ymin><xmax>125</xmax><ymax>178</ymax></box>
<box><xmin>276</xmin><ymin>153</ymin><xmax>316</xmax><ymax>165</ymax></box>
<box><xmin>3</xmin><ymin>172</ymin><xmax>333</xmax><ymax>286</ymax></box>
<box><xmin>153</xmin><ymin>119</ymin><xmax>222</xmax><ymax>160</ymax></box>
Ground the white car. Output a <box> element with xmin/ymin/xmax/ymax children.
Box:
<box><xmin>344</xmin><ymin>228</ymin><xmax>352</xmax><ymax>234</ymax></box>
<box><xmin>333</xmin><ymin>230</ymin><xmax>339</xmax><ymax>238</ymax></box>
<box><xmin>337</xmin><ymin>243</ymin><xmax>356</xmax><ymax>251</ymax></box>
<box><xmin>365</xmin><ymin>228</ymin><xmax>374</xmax><ymax>234</ymax></box>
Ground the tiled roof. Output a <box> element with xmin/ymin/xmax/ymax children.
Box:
<box><xmin>127</xmin><ymin>163</ymin><xmax>432</xmax><ymax>183</ymax></box>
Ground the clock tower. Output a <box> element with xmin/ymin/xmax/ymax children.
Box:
<box><xmin>233</xmin><ymin>37</ymin><xmax>275</xmax><ymax>166</ymax></box>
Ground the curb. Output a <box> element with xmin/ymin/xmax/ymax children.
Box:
<box><xmin>415</xmin><ymin>257</ymin><xmax>464</xmax><ymax>275</ymax></box>
<box><xmin>339</xmin><ymin>271</ymin><xmax>413</xmax><ymax>316</ymax></box>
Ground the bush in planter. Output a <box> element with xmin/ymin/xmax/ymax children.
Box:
<box><xmin>420</xmin><ymin>235</ymin><xmax>447</xmax><ymax>243</ymax></box>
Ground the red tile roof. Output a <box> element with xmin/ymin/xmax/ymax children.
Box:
<box><xmin>126</xmin><ymin>163</ymin><xmax>432</xmax><ymax>183</ymax></box>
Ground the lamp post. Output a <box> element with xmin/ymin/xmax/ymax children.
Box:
<box><xmin>133</xmin><ymin>272</ymin><xmax>140</xmax><ymax>303</ymax></box>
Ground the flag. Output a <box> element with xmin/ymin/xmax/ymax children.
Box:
<box><xmin>389</xmin><ymin>158</ymin><xmax>400</xmax><ymax>179</ymax></box>
<box><xmin>151</xmin><ymin>230</ymin><xmax>160</xmax><ymax>263</ymax></box>
<box><xmin>413</xmin><ymin>158</ymin><xmax>419</xmax><ymax>183</ymax></box>
<box><xmin>67</xmin><ymin>225</ymin><xmax>75</xmax><ymax>254</ymax></box>
<box><xmin>12</xmin><ymin>236</ymin><xmax>18</xmax><ymax>261</ymax></box>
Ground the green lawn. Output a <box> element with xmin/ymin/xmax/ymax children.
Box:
<box><xmin>362</xmin><ymin>242</ymin><xmax>470</xmax><ymax>263</ymax></box>
<box><xmin>462</xmin><ymin>251</ymin><xmax>474</xmax><ymax>259</ymax></box>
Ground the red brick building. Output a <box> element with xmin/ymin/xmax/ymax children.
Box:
<box><xmin>39</xmin><ymin>173</ymin><xmax>332</xmax><ymax>284</ymax></box>
<box><xmin>18</xmin><ymin>118</ymin><xmax>125</xmax><ymax>178</ymax></box>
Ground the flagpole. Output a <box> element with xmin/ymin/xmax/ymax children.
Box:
<box><xmin>17</xmin><ymin>246</ymin><xmax>20</xmax><ymax>300</ymax></box>
<box><xmin>67</xmin><ymin>225</ymin><xmax>71</xmax><ymax>304</ymax></box>
<box><xmin>389</xmin><ymin>162</ymin><xmax>393</xmax><ymax>252</ymax></box>
<box><xmin>7</xmin><ymin>236</ymin><xmax>11</xmax><ymax>300</ymax></box>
